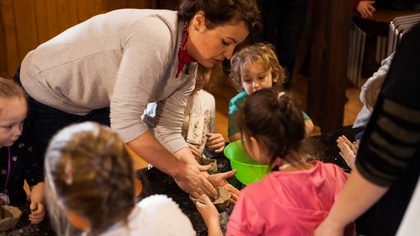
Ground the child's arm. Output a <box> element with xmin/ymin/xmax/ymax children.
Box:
<box><xmin>227</xmin><ymin>94</ymin><xmax>244</xmax><ymax>142</ymax></box>
<box><xmin>228</xmin><ymin>133</ymin><xmax>242</xmax><ymax>142</ymax></box>
<box><xmin>304</xmin><ymin>119</ymin><xmax>314</xmax><ymax>137</ymax></box>
<box><xmin>188</xmin><ymin>143</ymin><xmax>202</xmax><ymax>158</ymax></box>
<box><xmin>195</xmin><ymin>194</ymin><xmax>223</xmax><ymax>236</ymax></box>
<box><xmin>29</xmin><ymin>182</ymin><xmax>46</xmax><ymax>224</ymax></box>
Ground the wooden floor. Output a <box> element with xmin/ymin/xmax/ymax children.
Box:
<box><xmin>212</xmin><ymin>74</ymin><xmax>364</xmax><ymax>141</ymax></box>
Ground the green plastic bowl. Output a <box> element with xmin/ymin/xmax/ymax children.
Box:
<box><xmin>224</xmin><ymin>140</ymin><xmax>270</xmax><ymax>185</ymax></box>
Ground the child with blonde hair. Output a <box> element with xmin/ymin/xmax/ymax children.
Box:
<box><xmin>337</xmin><ymin>73</ymin><xmax>386</xmax><ymax>169</ymax></box>
<box><xmin>44</xmin><ymin>122</ymin><xmax>196</xmax><ymax>235</ymax></box>
<box><xmin>228</xmin><ymin>43</ymin><xmax>314</xmax><ymax>142</ymax></box>
<box><xmin>0</xmin><ymin>77</ymin><xmax>45</xmax><ymax>224</ymax></box>
<box><xmin>196</xmin><ymin>88</ymin><xmax>355</xmax><ymax>236</ymax></box>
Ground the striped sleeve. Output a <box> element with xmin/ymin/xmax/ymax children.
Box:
<box><xmin>356</xmin><ymin>97</ymin><xmax>420</xmax><ymax>187</ymax></box>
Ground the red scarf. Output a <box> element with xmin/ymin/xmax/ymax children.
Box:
<box><xmin>176</xmin><ymin>21</ymin><xmax>196</xmax><ymax>78</ymax></box>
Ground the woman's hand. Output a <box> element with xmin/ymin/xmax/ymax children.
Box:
<box><xmin>357</xmin><ymin>1</ymin><xmax>376</xmax><ymax>19</ymax></box>
<box><xmin>337</xmin><ymin>135</ymin><xmax>356</xmax><ymax>169</ymax></box>
<box><xmin>205</xmin><ymin>133</ymin><xmax>225</xmax><ymax>153</ymax></box>
<box><xmin>207</xmin><ymin>170</ymin><xmax>240</xmax><ymax>204</ymax></box>
<box><xmin>174</xmin><ymin>163</ymin><xmax>217</xmax><ymax>199</ymax></box>
<box><xmin>29</xmin><ymin>202</ymin><xmax>45</xmax><ymax>224</ymax></box>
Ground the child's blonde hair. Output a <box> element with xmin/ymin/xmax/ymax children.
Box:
<box><xmin>229</xmin><ymin>43</ymin><xmax>286</xmax><ymax>92</ymax></box>
<box><xmin>0</xmin><ymin>77</ymin><xmax>27</xmax><ymax>110</ymax></box>
<box><xmin>365</xmin><ymin>74</ymin><xmax>385</xmax><ymax>111</ymax></box>
<box><xmin>44</xmin><ymin>122</ymin><xmax>136</xmax><ymax>235</ymax></box>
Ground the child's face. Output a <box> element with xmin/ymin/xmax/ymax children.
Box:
<box><xmin>243</xmin><ymin>135</ymin><xmax>270</xmax><ymax>165</ymax></box>
<box><xmin>241</xmin><ymin>62</ymin><xmax>276</xmax><ymax>95</ymax></box>
<box><xmin>0</xmin><ymin>98</ymin><xmax>27</xmax><ymax>148</ymax></box>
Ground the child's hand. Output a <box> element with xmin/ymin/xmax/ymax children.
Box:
<box><xmin>188</xmin><ymin>143</ymin><xmax>202</xmax><ymax>158</ymax></box>
<box><xmin>221</xmin><ymin>184</ymin><xmax>240</xmax><ymax>205</ymax></box>
<box><xmin>195</xmin><ymin>194</ymin><xmax>220</xmax><ymax>229</ymax></box>
<box><xmin>337</xmin><ymin>135</ymin><xmax>356</xmax><ymax>169</ymax></box>
<box><xmin>29</xmin><ymin>202</ymin><xmax>46</xmax><ymax>224</ymax></box>
<box><xmin>205</xmin><ymin>133</ymin><xmax>225</xmax><ymax>153</ymax></box>
<box><xmin>352</xmin><ymin>140</ymin><xmax>360</xmax><ymax>154</ymax></box>
<box><xmin>357</xmin><ymin>1</ymin><xmax>376</xmax><ymax>19</ymax></box>
<box><xmin>207</xmin><ymin>170</ymin><xmax>240</xmax><ymax>204</ymax></box>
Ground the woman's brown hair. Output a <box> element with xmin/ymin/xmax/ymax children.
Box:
<box><xmin>178</xmin><ymin>0</ymin><xmax>262</xmax><ymax>35</ymax></box>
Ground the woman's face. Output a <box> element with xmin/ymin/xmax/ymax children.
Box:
<box><xmin>188</xmin><ymin>12</ymin><xmax>249</xmax><ymax>68</ymax></box>
<box><xmin>241</xmin><ymin>62</ymin><xmax>276</xmax><ymax>95</ymax></box>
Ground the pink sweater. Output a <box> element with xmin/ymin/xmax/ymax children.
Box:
<box><xmin>227</xmin><ymin>160</ymin><xmax>355</xmax><ymax>236</ymax></box>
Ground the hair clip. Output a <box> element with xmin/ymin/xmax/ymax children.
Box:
<box><xmin>277</xmin><ymin>91</ymin><xmax>286</xmax><ymax>100</ymax></box>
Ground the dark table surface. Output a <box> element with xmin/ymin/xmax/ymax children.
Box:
<box><xmin>1</xmin><ymin>126</ymin><xmax>365</xmax><ymax>235</ymax></box>
<box><xmin>310</xmin><ymin>126</ymin><xmax>364</xmax><ymax>173</ymax></box>
<box><xmin>1</xmin><ymin>202</ymin><xmax>55</xmax><ymax>236</ymax></box>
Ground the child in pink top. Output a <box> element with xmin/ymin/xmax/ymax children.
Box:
<box><xmin>195</xmin><ymin>88</ymin><xmax>355</xmax><ymax>236</ymax></box>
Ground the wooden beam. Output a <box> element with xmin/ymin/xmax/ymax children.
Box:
<box><xmin>307</xmin><ymin>0</ymin><xmax>352</xmax><ymax>133</ymax></box>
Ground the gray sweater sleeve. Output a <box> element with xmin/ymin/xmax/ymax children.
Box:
<box><xmin>353</xmin><ymin>53</ymin><xmax>394</xmax><ymax>128</ymax></box>
<box><xmin>153</xmin><ymin>76</ymin><xmax>195</xmax><ymax>153</ymax></box>
<box><xmin>110</xmin><ymin>13</ymin><xmax>192</xmax><ymax>151</ymax></box>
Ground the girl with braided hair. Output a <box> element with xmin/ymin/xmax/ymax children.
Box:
<box><xmin>196</xmin><ymin>88</ymin><xmax>355</xmax><ymax>236</ymax></box>
<box><xmin>44</xmin><ymin>122</ymin><xmax>195</xmax><ymax>235</ymax></box>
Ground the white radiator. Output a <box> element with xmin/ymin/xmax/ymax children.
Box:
<box><xmin>347</xmin><ymin>21</ymin><xmax>366</xmax><ymax>88</ymax></box>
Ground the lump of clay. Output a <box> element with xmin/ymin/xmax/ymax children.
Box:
<box><xmin>0</xmin><ymin>205</ymin><xmax>22</xmax><ymax>231</ymax></box>
<box><xmin>195</xmin><ymin>155</ymin><xmax>217</xmax><ymax>174</ymax></box>
<box><xmin>190</xmin><ymin>187</ymin><xmax>231</xmax><ymax>212</ymax></box>
<box><xmin>211</xmin><ymin>187</ymin><xmax>231</xmax><ymax>212</ymax></box>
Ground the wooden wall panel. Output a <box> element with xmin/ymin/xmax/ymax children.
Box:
<box><xmin>0</xmin><ymin>9</ymin><xmax>5</xmax><ymax>75</ymax></box>
<box><xmin>13</xmin><ymin>0</ymin><xmax>38</xmax><ymax>61</ymax></box>
<box><xmin>34</xmin><ymin>0</ymin><xmax>58</xmax><ymax>44</ymax></box>
<box><xmin>105</xmin><ymin>0</ymin><xmax>130</xmax><ymax>11</ymax></box>
<box><xmin>0</xmin><ymin>0</ymin><xmax>157</xmax><ymax>76</ymax></box>
<box><xmin>77</xmin><ymin>0</ymin><xmax>108</xmax><ymax>22</ymax></box>
<box><xmin>307</xmin><ymin>0</ymin><xmax>352</xmax><ymax>133</ymax></box>
<box><xmin>56</xmin><ymin>0</ymin><xmax>79</xmax><ymax>33</ymax></box>
<box><xmin>1</xmin><ymin>0</ymin><xmax>19</xmax><ymax>75</ymax></box>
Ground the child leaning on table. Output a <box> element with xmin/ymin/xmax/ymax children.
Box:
<box><xmin>0</xmin><ymin>77</ymin><xmax>45</xmax><ymax>224</ymax></box>
<box><xmin>44</xmin><ymin>122</ymin><xmax>196</xmax><ymax>235</ymax></box>
<box><xmin>196</xmin><ymin>88</ymin><xmax>355</xmax><ymax>236</ymax></box>
<box><xmin>227</xmin><ymin>42</ymin><xmax>314</xmax><ymax>142</ymax></box>
<box><xmin>337</xmin><ymin>73</ymin><xmax>386</xmax><ymax>169</ymax></box>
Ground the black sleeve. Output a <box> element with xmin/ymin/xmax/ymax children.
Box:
<box><xmin>355</xmin><ymin>22</ymin><xmax>420</xmax><ymax>187</ymax></box>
